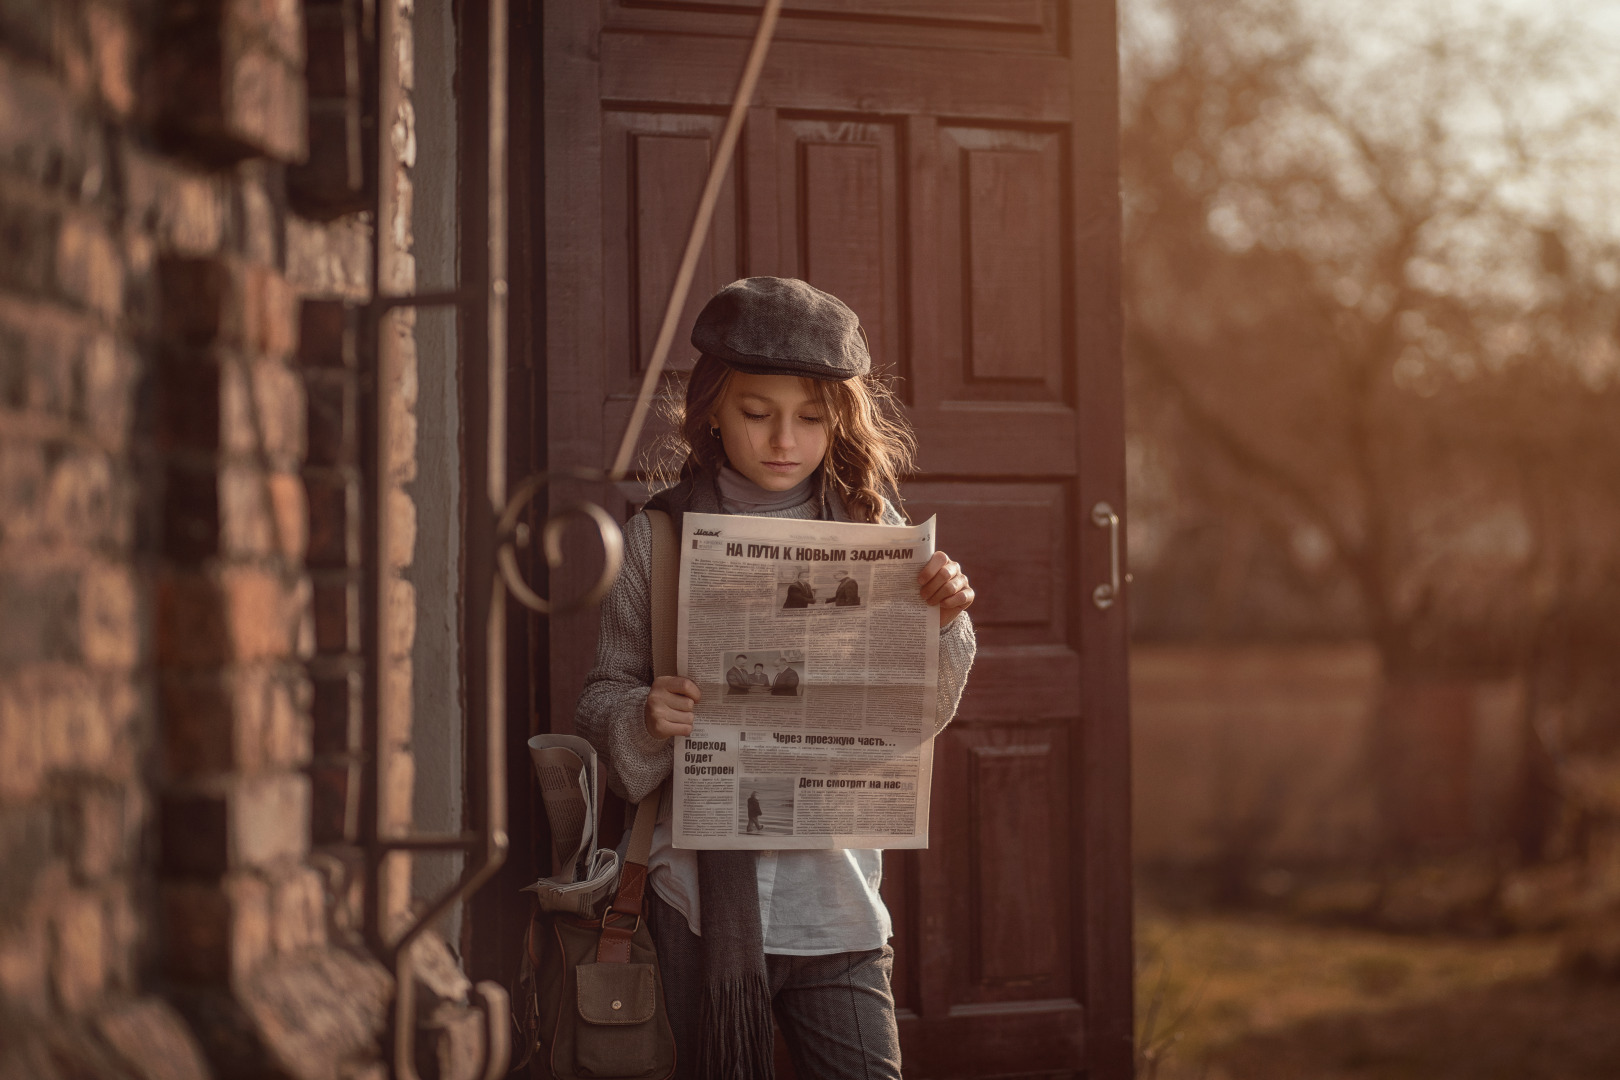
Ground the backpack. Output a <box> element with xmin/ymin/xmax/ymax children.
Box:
<box><xmin>518</xmin><ymin>509</ymin><xmax>680</xmax><ymax>1079</ymax></box>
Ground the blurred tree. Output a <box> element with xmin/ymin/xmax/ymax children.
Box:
<box><xmin>1122</xmin><ymin>0</ymin><xmax>1620</xmax><ymax>859</ymax></box>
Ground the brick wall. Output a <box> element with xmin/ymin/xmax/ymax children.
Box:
<box><xmin>0</xmin><ymin>2</ymin><xmax>459</xmax><ymax>1077</ymax></box>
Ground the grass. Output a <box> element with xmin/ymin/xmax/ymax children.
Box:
<box><xmin>1136</xmin><ymin>905</ymin><xmax>1620</xmax><ymax>1079</ymax></box>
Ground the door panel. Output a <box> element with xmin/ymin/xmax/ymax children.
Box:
<box><xmin>601</xmin><ymin>108</ymin><xmax>743</xmax><ymax>382</ymax></box>
<box><xmin>774</xmin><ymin>115</ymin><xmax>905</xmax><ymax>379</ymax></box>
<box><xmin>541</xmin><ymin>2</ymin><xmax>1129</xmax><ymax>1074</ymax></box>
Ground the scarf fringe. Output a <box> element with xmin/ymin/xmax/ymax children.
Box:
<box><xmin>694</xmin><ymin>974</ymin><xmax>776</xmax><ymax>1080</ymax></box>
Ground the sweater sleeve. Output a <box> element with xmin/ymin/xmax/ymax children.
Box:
<box><xmin>933</xmin><ymin>612</ymin><xmax>977</xmax><ymax>737</ymax></box>
<box><xmin>574</xmin><ymin>513</ymin><xmax>673</xmax><ymax>802</ymax></box>
<box><xmin>879</xmin><ymin>499</ymin><xmax>978</xmax><ymax>738</ymax></box>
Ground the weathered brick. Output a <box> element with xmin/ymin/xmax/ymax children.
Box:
<box><xmin>102</xmin><ymin>875</ymin><xmax>139</xmax><ymax>990</ymax></box>
<box><xmin>286</xmin><ymin>217</ymin><xmax>372</xmax><ymax>299</ymax></box>
<box><xmin>387</xmin><ymin>576</ymin><xmax>414</xmax><ymax>659</ymax></box>
<box><xmin>161</xmin><ymin>874</ymin><xmax>270</xmax><ymax>984</ymax></box>
<box><xmin>0</xmin><ymin>677</ymin><xmax>46</xmax><ymax>800</ymax></box>
<box><xmin>0</xmin><ymin>916</ymin><xmax>49</xmax><ymax>1009</ymax></box>
<box><xmin>55</xmin><ymin>214</ymin><xmax>122</xmax><ymax>318</ymax></box>
<box><xmin>219</xmin><ymin>461</ymin><xmax>275</xmax><ymax>557</ymax></box>
<box><xmin>30</xmin><ymin>669</ymin><xmax>112</xmax><ymax>777</ymax></box>
<box><xmin>161</xmin><ymin>781</ymin><xmax>312</xmax><ymax>891</ymax></box>
<box><xmin>267</xmin><ymin>668</ymin><xmax>312</xmax><ymax>768</ymax></box>
<box><xmin>252</xmin><ymin>268</ymin><xmax>300</xmax><ymax>358</ymax></box>
<box><xmin>159</xmin><ymin>792</ymin><xmax>229</xmax><ymax>876</ymax></box>
<box><xmin>122</xmin><ymin>146</ymin><xmax>227</xmax><ymax>256</ymax></box>
<box><xmin>311</xmin><ymin>578</ymin><xmax>358</xmax><ymax>655</ymax></box>
<box><xmin>309</xmin><ymin>762</ymin><xmax>355</xmax><ymax>845</ymax></box>
<box><xmin>218</xmin><ymin>357</ymin><xmax>307</xmax><ymax>463</ymax></box>
<box><xmin>80</xmin><ymin>561</ymin><xmax>138</xmax><ymax>670</ymax></box>
<box><xmin>270</xmin><ymin>865</ymin><xmax>326</xmax><ymax>953</ymax></box>
<box><xmin>63</xmin><ymin>786</ymin><xmax>128</xmax><ymax>881</ymax></box>
<box><xmin>42</xmin><ymin>446</ymin><xmax>118</xmax><ymax>546</ymax></box>
<box><xmin>0</xmin><ymin>300</ymin><xmax>77</xmax><ymax>417</ymax></box>
<box><xmin>0</xmin><ymin>51</ymin><xmax>107</xmax><ymax>196</ymax></box>
<box><xmin>238</xmin><ymin>165</ymin><xmax>280</xmax><ymax>271</ymax></box>
<box><xmin>304</xmin><ymin>471</ymin><xmax>359</xmax><ymax>568</ymax></box>
<box><xmin>252</xmin><ymin>359</ymin><xmax>307</xmax><ymax>462</ymax></box>
<box><xmin>156</xmin><ymin>258</ymin><xmax>233</xmax><ymax>346</ymax></box>
<box><xmin>0</xmin><ymin>192</ymin><xmax>58</xmax><ymax>296</ymax></box>
<box><xmin>293</xmin><ymin>574</ymin><xmax>315</xmax><ymax>660</ymax></box>
<box><xmin>0</xmin><ymin>806</ymin><xmax>52</xmax><ymax>925</ymax></box>
<box><xmin>228</xmin><ymin>48</ymin><xmax>308</xmax><ymax>163</ymax></box>
<box><xmin>150</xmin><ymin>1</ymin><xmax>308</xmax><ymax>163</ymax></box>
<box><xmin>309</xmin><ymin>668</ymin><xmax>359</xmax><ymax>755</ymax></box>
<box><xmin>292</xmin><ymin>108</ymin><xmax>364</xmax><ymax>216</ymax></box>
<box><xmin>216</xmin><ymin>566</ymin><xmax>295</xmax><ymax>661</ymax></box>
<box><xmin>0</xmin><ymin>570</ymin><xmax>80</xmax><ymax>664</ymax></box>
<box><xmin>206</xmin><ymin>0</ymin><xmax>306</xmax><ymax>67</ymax></box>
<box><xmin>389</xmin><ymin>416</ymin><xmax>417</xmax><ymax>481</ymax></box>
<box><xmin>161</xmin><ymin>665</ymin><xmax>274</xmax><ymax>777</ymax></box>
<box><xmin>387</xmin><ymin>487</ymin><xmax>415</xmax><ymax>570</ymax></box>
<box><xmin>51</xmin><ymin>887</ymin><xmax>106</xmax><ymax>1011</ymax></box>
<box><xmin>93</xmin><ymin>998</ymin><xmax>212</xmax><ymax>1080</ymax></box>
<box><xmin>0</xmin><ymin>441</ymin><xmax>122</xmax><ymax>549</ymax></box>
<box><xmin>381</xmin><ymin>741</ymin><xmax>413</xmax><ymax>836</ymax></box>
<box><xmin>268</xmin><ymin>471</ymin><xmax>308</xmax><ymax>560</ymax></box>
<box><xmin>303</xmin><ymin>371</ymin><xmax>353</xmax><ymax>467</ymax></box>
<box><xmin>156</xmin><ymin>567</ymin><xmax>300</xmax><ymax>666</ymax></box>
<box><xmin>0</xmin><ymin>2</ymin><xmax>54</xmax><ymax>66</ymax></box>
<box><xmin>0</xmin><ymin>439</ymin><xmax>47</xmax><ymax>545</ymax></box>
<box><xmin>303</xmin><ymin>1</ymin><xmax>354</xmax><ymax>98</ymax></box>
<box><xmin>380</xmin><ymin>656</ymin><xmax>412</xmax><ymax>750</ymax></box>
<box><xmin>53</xmin><ymin>0</ymin><xmax>94</xmax><ymax>101</ymax></box>
<box><xmin>234</xmin><ymin>772</ymin><xmax>310</xmax><ymax>867</ymax></box>
<box><xmin>0</xmin><ymin>320</ymin><xmax>31</xmax><ymax>410</ymax></box>
<box><xmin>154</xmin><ymin>353</ymin><xmax>223</xmax><ymax>454</ymax></box>
<box><xmin>78</xmin><ymin>332</ymin><xmax>136</xmax><ymax>449</ymax></box>
<box><xmin>295</xmin><ymin>301</ymin><xmax>359</xmax><ymax>369</ymax></box>
<box><xmin>85</xmin><ymin>1</ymin><xmax>135</xmax><ymax>117</ymax></box>
<box><xmin>165</xmin><ymin>665</ymin><xmax>311</xmax><ymax>779</ymax></box>
<box><xmin>162</xmin><ymin>462</ymin><xmax>221</xmax><ymax>560</ymax></box>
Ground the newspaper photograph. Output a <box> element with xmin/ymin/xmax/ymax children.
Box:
<box><xmin>672</xmin><ymin>511</ymin><xmax>940</xmax><ymax>850</ymax></box>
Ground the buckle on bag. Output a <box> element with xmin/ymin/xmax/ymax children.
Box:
<box><xmin>600</xmin><ymin>908</ymin><xmax>641</xmax><ymax>935</ymax></box>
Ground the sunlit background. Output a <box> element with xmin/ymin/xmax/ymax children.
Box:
<box><xmin>1122</xmin><ymin>0</ymin><xmax>1620</xmax><ymax>1075</ymax></box>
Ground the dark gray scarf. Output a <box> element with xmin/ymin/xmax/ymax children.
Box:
<box><xmin>643</xmin><ymin>467</ymin><xmax>839</xmax><ymax>1079</ymax></box>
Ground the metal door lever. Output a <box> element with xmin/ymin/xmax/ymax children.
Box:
<box><xmin>1091</xmin><ymin>501</ymin><xmax>1122</xmax><ymax>610</ymax></box>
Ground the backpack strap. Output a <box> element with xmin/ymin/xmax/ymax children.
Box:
<box><xmin>645</xmin><ymin>509</ymin><xmax>679</xmax><ymax>682</ymax></box>
<box><xmin>598</xmin><ymin>509</ymin><xmax>678</xmax><ymax>962</ymax></box>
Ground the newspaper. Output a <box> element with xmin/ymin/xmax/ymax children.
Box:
<box><xmin>523</xmin><ymin>733</ymin><xmax>620</xmax><ymax>917</ymax></box>
<box><xmin>672</xmin><ymin>511</ymin><xmax>940</xmax><ymax>850</ymax></box>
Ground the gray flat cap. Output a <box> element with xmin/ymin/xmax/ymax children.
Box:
<box><xmin>691</xmin><ymin>277</ymin><xmax>870</xmax><ymax>381</ymax></box>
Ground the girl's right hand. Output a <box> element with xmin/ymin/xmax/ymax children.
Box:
<box><xmin>645</xmin><ymin>676</ymin><xmax>700</xmax><ymax>740</ymax></box>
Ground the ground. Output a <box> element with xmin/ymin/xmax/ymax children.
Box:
<box><xmin>1137</xmin><ymin>905</ymin><xmax>1620</xmax><ymax>1080</ymax></box>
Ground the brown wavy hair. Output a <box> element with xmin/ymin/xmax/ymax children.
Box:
<box><xmin>648</xmin><ymin>355</ymin><xmax>916</xmax><ymax>524</ymax></box>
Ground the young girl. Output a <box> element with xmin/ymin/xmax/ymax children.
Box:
<box><xmin>576</xmin><ymin>277</ymin><xmax>976</xmax><ymax>1080</ymax></box>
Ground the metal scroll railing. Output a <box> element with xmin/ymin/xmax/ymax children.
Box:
<box><xmin>361</xmin><ymin>2</ymin><xmax>784</xmax><ymax>1077</ymax></box>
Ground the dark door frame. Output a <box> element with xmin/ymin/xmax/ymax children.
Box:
<box><xmin>464</xmin><ymin>0</ymin><xmax>550</xmax><ymax>988</ymax></box>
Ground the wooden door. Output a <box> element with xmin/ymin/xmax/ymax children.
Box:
<box><xmin>539</xmin><ymin>2</ymin><xmax>1131</xmax><ymax>1075</ymax></box>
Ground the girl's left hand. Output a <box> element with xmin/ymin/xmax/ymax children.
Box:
<box><xmin>918</xmin><ymin>551</ymin><xmax>974</xmax><ymax>628</ymax></box>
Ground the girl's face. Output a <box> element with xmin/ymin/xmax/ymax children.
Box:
<box><xmin>710</xmin><ymin>372</ymin><xmax>830</xmax><ymax>491</ymax></box>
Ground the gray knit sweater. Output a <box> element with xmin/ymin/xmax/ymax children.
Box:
<box><xmin>577</xmin><ymin>503</ymin><xmax>978</xmax><ymax>804</ymax></box>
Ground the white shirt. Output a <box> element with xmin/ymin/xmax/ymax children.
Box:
<box><xmin>647</xmin><ymin>801</ymin><xmax>891</xmax><ymax>955</ymax></box>
<box><xmin>575</xmin><ymin>478</ymin><xmax>976</xmax><ymax>956</ymax></box>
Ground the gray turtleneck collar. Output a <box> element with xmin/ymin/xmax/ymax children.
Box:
<box><xmin>716</xmin><ymin>464</ymin><xmax>815</xmax><ymax>514</ymax></box>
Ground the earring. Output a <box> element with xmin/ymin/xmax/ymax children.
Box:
<box><xmin>709</xmin><ymin>426</ymin><xmax>721</xmax><ymax>438</ymax></box>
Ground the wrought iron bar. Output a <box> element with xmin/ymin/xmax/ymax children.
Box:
<box><xmin>362</xmin><ymin>1</ymin><xmax>782</xmax><ymax>1076</ymax></box>
<box><xmin>497</xmin><ymin>0</ymin><xmax>784</xmax><ymax>618</ymax></box>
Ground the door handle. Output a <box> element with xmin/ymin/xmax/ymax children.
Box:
<box><xmin>1091</xmin><ymin>501</ymin><xmax>1123</xmax><ymax>610</ymax></box>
